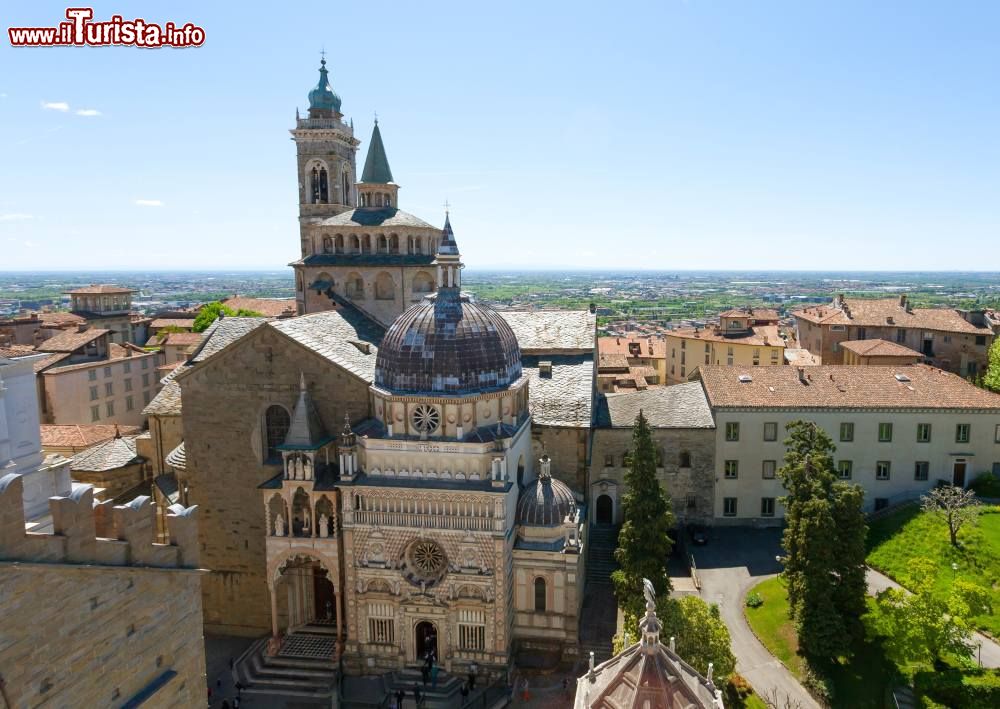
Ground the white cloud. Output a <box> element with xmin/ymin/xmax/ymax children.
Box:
<box><xmin>134</xmin><ymin>199</ymin><xmax>164</xmax><ymax>207</ymax></box>
<box><xmin>75</xmin><ymin>108</ymin><xmax>101</xmax><ymax>117</ymax></box>
<box><xmin>23</xmin><ymin>240</ymin><xmax>36</xmax><ymax>248</ymax></box>
<box><xmin>0</xmin><ymin>213</ymin><xmax>34</xmax><ymax>222</ymax></box>
<box><xmin>1</xmin><ymin>93</ymin><xmax>7</xmax><ymax>99</ymax></box>
<box><xmin>41</xmin><ymin>101</ymin><xmax>69</xmax><ymax>112</ymax></box>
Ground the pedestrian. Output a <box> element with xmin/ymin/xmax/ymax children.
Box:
<box><xmin>414</xmin><ymin>685</ymin><xmax>423</xmax><ymax>707</ymax></box>
<box><xmin>430</xmin><ymin>663</ymin><xmax>439</xmax><ymax>689</ymax></box>
<box><xmin>232</xmin><ymin>698</ymin><xmax>240</xmax><ymax>709</ymax></box>
<box><xmin>468</xmin><ymin>661</ymin><xmax>478</xmax><ymax>690</ymax></box>
<box><xmin>460</xmin><ymin>683</ymin><xmax>470</xmax><ymax>700</ymax></box>
<box><xmin>421</xmin><ymin>663</ymin><xmax>430</xmax><ymax>686</ymax></box>
<box><xmin>395</xmin><ymin>688</ymin><xmax>405</xmax><ymax>707</ymax></box>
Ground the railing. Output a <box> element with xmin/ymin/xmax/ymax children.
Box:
<box><xmin>351</xmin><ymin>509</ymin><xmax>503</xmax><ymax>532</ymax></box>
<box><xmin>462</xmin><ymin>678</ymin><xmax>511</xmax><ymax>709</ymax></box>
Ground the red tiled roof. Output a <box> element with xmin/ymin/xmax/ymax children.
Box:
<box><xmin>667</xmin><ymin>324</ymin><xmax>784</xmax><ymax>347</ymax></box>
<box><xmin>220</xmin><ymin>297</ymin><xmax>296</xmax><ymax>318</ymax></box>
<box><xmin>65</xmin><ymin>285</ymin><xmax>137</xmax><ymax>295</ymax></box>
<box><xmin>41</xmin><ymin>424</ymin><xmax>143</xmax><ymax>449</ymax></box>
<box><xmin>0</xmin><ymin>344</ymin><xmax>37</xmax><ymax>359</ymax></box>
<box><xmin>150</xmin><ymin>318</ymin><xmax>196</xmax><ymax>329</ymax></box>
<box><xmin>793</xmin><ymin>298</ymin><xmax>991</xmax><ymax>334</ymax></box>
<box><xmin>146</xmin><ymin>332</ymin><xmax>204</xmax><ymax>347</ymax></box>
<box><xmin>839</xmin><ymin>339</ymin><xmax>924</xmax><ymax>358</ymax></box>
<box><xmin>35</xmin><ymin>328</ymin><xmax>109</xmax><ymax>353</ymax></box>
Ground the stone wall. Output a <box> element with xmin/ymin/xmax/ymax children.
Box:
<box><xmin>0</xmin><ymin>474</ymin><xmax>204</xmax><ymax>709</ymax></box>
<box><xmin>532</xmin><ymin>425</ymin><xmax>589</xmax><ymax>496</ymax></box>
<box><xmin>589</xmin><ymin>428</ymin><xmax>716</xmax><ymax>525</ymax></box>
<box><xmin>180</xmin><ymin>326</ymin><xmax>372</xmax><ymax>635</ymax></box>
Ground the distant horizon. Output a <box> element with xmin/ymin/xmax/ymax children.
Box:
<box><xmin>4</xmin><ymin>268</ymin><xmax>1000</xmax><ymax>275</ymax></box>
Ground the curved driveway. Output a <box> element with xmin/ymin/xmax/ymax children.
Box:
<box><xmin>688</xmin><ymin>526</ymin><xmax>821</xmax><ymax>709</ymax></box>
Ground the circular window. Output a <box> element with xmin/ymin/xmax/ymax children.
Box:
<box><xmin>411</xmin><ymin>540</ymin><xmax>446</xmax><ymax>574</ymax></box>
<box><xmin>411</xmin><ymin>404</ymin><xmax>440</xmax><ymax>434</ymax></box>
<box><xmin>401</xmin><ymin>538</ymin><xmax>449</xmax><ymax>588</ymax></box>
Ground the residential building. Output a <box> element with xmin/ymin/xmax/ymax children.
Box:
<box><xmin>840</xmin><ymin>339</ymin><xmax>924</xmax><ymax>366</ymax></box>
<box><xmin>590</xmin><ymin>383</ymin><xmax>716</xmax><ymax>526</ymax></box>
<box><xmin>147</xmin><ymin>317</ymin><xmax>196</xmax><ymax>336</ymax></box>
<box><xmin>0</xmin><ymin>311</ymin><xmax>86</xmax><ymax>347</ymax></box>
<box><xmin>145</xmin><ymin>330</ymin><xmax>205</xmax><ymax>363</ymax></box>
<box><xmin>695</xmin><ymin>364</ymin><xmax>1000</xmax><ymax>522</ymax></box>
<box><xmin>35</xmin><ymin>330</ymin><xmax>163</xmax><ymax>427</ymax></box>
<box><xmin>597</xmin><ymin>334</ymin><xmax>666</xmax><ymax>387</ymax></box>
<box><xmin>665</xmin><ymin>308</ymin><xmax>785</xmax><ymax>385</ymax></box>
<box><xmin>793</xmin><ymin>295</ymin><xmax>993</xmax><ymax>376</ymax></box>
<box><xmin>69</xmin><ymin>431</ymin><xmax>148</xmax><ymax>501</ymax></box>
<box><xmin>65</xmin><ymin>284</ymin><xmax>139</xmax><ymax>344</ymax></box>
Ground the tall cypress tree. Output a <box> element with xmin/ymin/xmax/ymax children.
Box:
<box><xmin>778</xmin><ymin>421</ymin><xmax>867</xmax><ymax>659</ymax></box>
<box><xmin>612</xmin><ymin>411</ymin><xmax>674</xmax><ymax>619</ymax></box>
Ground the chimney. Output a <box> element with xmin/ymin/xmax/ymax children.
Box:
<box><xmin>797</xmin><ymin>367</ymin><xmax>807</xmax><ymax>384</ymax></box>
<box><xmin>589</xmin><ymin>302</ymin><xmax>597</xmax><ymax>314</ymax></box>
<box><xmin>836</xmin><ymin>293</ymin><xmax>845</xmax><ymax>308</ymax></box>
<box><xmin>899</xmin><ymin>294</ymin><xmax>907</xmax><ymax>308</ymax></box>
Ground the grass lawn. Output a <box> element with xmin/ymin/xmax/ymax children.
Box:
<box><xmin>867</xmin><ymin>504</ymin><xmax>1000</xmax><ymax>636</ymax></box>
<box><xmin>744</xmin><ymin>577</ymin><xmax>898</xmax><ymax>708</ymax></box>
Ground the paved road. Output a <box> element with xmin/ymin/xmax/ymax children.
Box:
<box><xmin>691</xmin><ymin>527</ymin><xmax>821</xmax><ymax>709</ymax></box>
<box><xmin>866</xmin><ymin>567</ymin><xmax>1000</xmax><ymax>668</ymax></box>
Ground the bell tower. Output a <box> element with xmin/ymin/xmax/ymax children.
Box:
<box><xmin>290</xmin><ymin>57</ymin><xmax>360</xmax><ymax>257</ymax></box>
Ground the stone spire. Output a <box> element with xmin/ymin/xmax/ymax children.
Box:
<box><xmin>361</xmin><ymin>119</ymin><xmax>394</xmax><ymax>184</ymax></box>
<box><xmin>281</xmin><ymin>373</ymin><xmax>327</xmax><ymax>449</ymax></box>
<box><xmin>435</xmin><ymin>212</ymin><xmax>463</xmax><ymax>290</ymax></box>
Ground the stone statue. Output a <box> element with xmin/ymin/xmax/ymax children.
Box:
<box><xmin>274</xmin><ymin>513</ymin><xmax>285</xmax><ymax>537</ymax></box>
<box><xmin>295</xmin><ymin>456</ymin><xmax>304</xmax><ymax>480</ymax></box>
<box><xmin>303</xmin><ymin>457</ymin><xmax>313</xmax><ymax>481</ymax></box>
<box><xmin>319</xmin><ymin>513</ymin><xmax>329</xmax><ymax>538</ymax></box>
<box><xmin>643</xmin><ymin>578</ymin><xmax>656</xmax><ymax>606</ymax></box>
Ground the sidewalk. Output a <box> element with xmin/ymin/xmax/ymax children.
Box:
<box><xmin>865</xmin><ymin>566</ymin><xmax>1000</xmax><ymax>668</ymax></box>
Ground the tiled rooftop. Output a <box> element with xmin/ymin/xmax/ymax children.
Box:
<box><xmin>141</xmin><ymin>363</ymin><xmax>187</xmax><ymax>416</ymax></box>
<box><xmin>35</xmin><ymin>328</ymin><xmax>109</xmax><ymax>353</ymax></box>
<box><xmin>521</xmin><ymin>354</ymin><xmax>593</xmax><ymax>428</ymax></box>
<box><xmin>312</xmin><ymin>206</ymin><xmax>437</xmax><ymax>229</ymax></box>
<box><xmin>598</xmin><ymin>334</ymin><xmax>666</xmax><ymax>358</ymax></box>
<box><xmin>65</xmin><ymin>285</ymin><xmax>136</xmax><ymax>295</ymax></box>
<box><xmin>189</xmin><ymin>317</ymin><xmax>270</xmax><ymax>363</ymax></box>
<box><xmin>271</xmin><ymin>309</ymin><xmax>384</xmax><ymax>382</ymax></box>
<box><xmin>666</xmin><ymin>324</ymin><xmax>783</xmax><ymax>347</ymax></box>
<box><xmin>839</xmin><ymin>339</ymin><xmax>924</xmax><ymax>358</ymax></box>
<box><xmin>596</xmin><ymin>382</ymin><xmax>715</xmax><ymax>429</ymax></box>
<box><xmin>71</xmin><ymin>434</ymin><xmax>143</xmax><ymax>472</ymax></box>
<box><xmin>220</xmin><ymin>297</ymin><xmax>296</xmax><ymax>318</ymax></box>
<box><xmin>41</xmin><ymin>424</ymin><xmax>143</xmax><ymax>449</ymax></box>
<box><xmin>145</xmin><ymin>331</ymin><xmax>204</xmax><ymax>347</ymax></box>
<box><xmin>0</xmin><ymin>344</ymin><xmax>37</xmax><ymax>359</ymax></box>
<box><xmin>150</xmin><ymin>318</ymin><xmax>196</xmax><ymax>329</ymax></box>
<box><xmin>698</xmin><ymin>364</ymin><xmax>1000</xmax><ymax>410</ymax></box>
<box><xmin>794</xmin><ymin>298</ymin><xmax>991</xmax><ymax>334</ymax></box>
<box><xmin>500</xmin><ymin>310</ymin><xmax>595</xmax><ymax>353</ymax></box>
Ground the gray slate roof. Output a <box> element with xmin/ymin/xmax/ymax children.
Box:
<box><xmin>313</xmin><ymin>207</ymin><xmax>436</xmax><ymax>230</ymax></box>
<box><xmin>270</xmin><ymin>308</ymin><xmax>384</xmax><ymax>383</ymax></box>
<box><xmin>596</xmin><ymin>382</ymin><xmax>716</xmax><ymax>429</ymax></box>
<box><xmin>523</xmin><ymin>354</ymin><xmax>594</xmax><ymax>428</ymax></box>
<box><xmin>71</xmin><ymin>435</ymin><xmax>142</xmax><ymax>472</ymax></box>
<box><xmin>141</xmin><ymin>363</ymin><xmax>187</xmax><ymax>417</ymax></box>
<box><xmin>499</xmin><ymin>310</ymin><xmax>595</xmax><ymax>353</ymax></box>
<box><xmin>190</xmin><ymin>316</ymin><xmax>270</xmax><ymax>363</ymax></box>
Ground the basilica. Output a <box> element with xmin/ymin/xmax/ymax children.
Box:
<box><xmin>161</xmin><ymin>58</ymin><xmax>597</xmax><ymax>683</ymax></box>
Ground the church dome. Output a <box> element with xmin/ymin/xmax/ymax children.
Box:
<box><xmin>517</xmin><ymin>473</ymin><xmax>577</xmax><ymax>526</ymax></box>
<box><xmin>308</xmin><ymin>59</ymin><xmax>342</xmax><ymax>114</ymax></box>
<box><xmin>374</xmin><ymin>291</ymin><xmax>522</xmax><ymax>395</ymax></box>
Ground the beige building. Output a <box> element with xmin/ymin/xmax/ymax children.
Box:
<box><xmin>146</xmin><ymin>330</ymin><xmax>205</xmax><ymax>364</ymax></box>
<box><xmin>0</xmin><ymin>473</ymin><xmax>205</xmax><ymax>709</ymax></box>
<box><xmin>597</xmin><ymin>335</ymin><xmax>666</xmax><ymax>389</ymax></box>
<box><xmin>0</xmin><ymin>311</ymin><xmax>87</xmax><ymax>347</ymax></box>
<box><xmin>695</xmin><ymin>364</ymin><xmax>1000</xmax><ymax>522</ymax></box>
<box><xmin>840</xmin><ymin>339</ymin><xmax>924</xmax><ymax>366</ymax></box>
<box><xmin>793</xmin><ymin>295</ymin><xmax>993</xmax><ymax>377</ymax></box>
<box><xmin>33</xmin><ymin>328</ymin><xmax>163</xmax><ymax>426</ymax></box>
<box><xmin>590</xmin><ymin>384</ymin><xmax>716</xmax><ymax>526</ymax></box>
<box><xmin>665</xmin><ymin>308</ymin><xmax>785</xmax><ymax>385</ymax></box>
<box><xmin>65</xmin><ymin>284</ymin><xmax>138</xmax><ymax>344</ymax></box>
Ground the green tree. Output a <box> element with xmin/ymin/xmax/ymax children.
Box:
<box><xmin>614</xmin><ymin>595</ymin><xmax>736</xmax><ymax>681</ymax></box>
<box><xmin>778</xmin><ymin>421</ymin><xmax>868</xmax><ymax>659</ymax></box>
<box><xmin>611</xmin><ymin>411</ymin><xmax>674</xmax><ymax>618</ymax></box>
<box><xmin>982</xmin><ymin>337</ymin><xmax>1000</xmax><ymax>393</ymax></box>
<box><xmin>922</xmin><ymin>485</ymin><xmax>981</xmax><ymax>548</ymax></box>
<box><xmin>865</xmin><ymin>557</ymin><xmax>992</xmax><ymax>667</ymax></box>
<box><xmin>192</xmin><ymin>301</ymin><xmax>263</xmax><ymax>332</ymax></box>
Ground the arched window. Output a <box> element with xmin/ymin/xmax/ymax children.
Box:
<box><xmin>389</xmin><ymin>234</ymin><xmax>399</xmax><ymax>254</ymax></box>
<box><xmin>322</xmin><ymin>235</ymin><xmax>332</xmax><ymax>254</ymax></box>
<box><xmin>342</xmin><ymin>169</ymin><xmax>351</xmax><ymax>206</ymax></box>
<box><xmin>679</xmin><ymin>451</ymin><xmax>692</xmax><ymax>468</ymax></box>
<box><xmin>362</xmin><ymin>234</ymin><xmax>372</xmax><ymax>254</ymax></box>
<box><xmin>534</xmin><ymin>577</ymin><xmax>546</xmax><ymax>612</ymax></box>
<box><xmin>264</xmin><ymin>405</ymin><xmax>290</xmax><ymax>462</ymax></box>
<box><xmin>310</xmin><ymin>166</ymin><xmax>329</xmax><ymax>203</ymax></box>
<box><xmin>335</xmin><ymin>234</ymin><xmax>344</xmax><ymax>254</ymax></box>
<box><xmin>350</xmin><ymin>235</ymin><xmax>361</xmax><ymax>253</ymax></box>
<box><xmin>412</xmin><ymin>271</ymin><xmax>434</xmax><ymax>295</ymax></box>
<box><xmin>375</xmin><ymin>272</ymin><xmax>395</xmax><ymax>301</ymax></box>
<box><xmin>377</xmin><ymin>234</ymin><xmax>387</xmax><ymax>253</ymax></box>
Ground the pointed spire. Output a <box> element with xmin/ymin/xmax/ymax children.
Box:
<box><xmin>282</xmin><ymin>374</ymin><xmax>327</xmax><ymax>448</ymax></box>
<box><xmin>308</xmin><ymin>57</ymin><xmax>341</xmax><ymax>116</ymax></box>
<box><xmin>437</xmin><ymin>211</ymin><xmax>460</xmax><ymax>257</ymax></box>
<box><xmin>360</xmin><ymin>121</ymin><xmax>394</xmax><ymax>184</ymax></box>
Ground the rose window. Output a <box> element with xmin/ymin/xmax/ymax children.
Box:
<box><xmin>411</xmin><ymin>404</ymin><xmax>440</xmax><ymax>434</ymax></box>
<box><xmin>401</xmin><ymin>538</ymin><xmax>449</xmax><ymax>588</ymax></box>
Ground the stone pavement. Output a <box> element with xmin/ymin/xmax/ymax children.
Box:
<box><xmin>206</xmin><ymin>635</ymin><xmax>330</xmax><ymax>708</ymax></box>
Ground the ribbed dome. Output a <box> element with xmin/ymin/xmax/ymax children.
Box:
<box><xmin>308</xmin><ymin>59</ymin><xmax>341</xmax><ymax>114</ymax></box>
<box><xmin>375</xmin><ymin>291</ymin><xmax>522</xmax><ymax>395</ymax></box>
<box><xmin>517</xmin><ymin>475</ymin><xmax>577</xmax><ymax>526</ymax></box>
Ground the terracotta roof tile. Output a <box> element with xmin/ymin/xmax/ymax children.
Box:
<box><xmin>839</xmin><ymin>339</ymin><xmax>924</xmax><ymax>358</ymax></box>
<box><xmin>41</xmin><ymin>424</ymin><xmax>143</xmax><ymax>449</ymax></box>
<box><xmin>150</xmin><ymin>318</ymin><xmax>196</xmax><ymax>329</ymax></box>
<box><xmin>65</xmin><ymin>285</ymin><xmax>136</xmax><ymax>295</ymax></box>
<box><xmin>667</xmin><ymin>324</ymin><xmax>783</xmax><ymax>347</ymax></box>
<box><xmin>35</xmin><ymin>328</ymin><xmax>109</xmax><ymax>353</ymax></box>
<box><xmin>0</xmin><ymin>344</ymin><xmax>37</xmax><ymax>359</ymax></box>
<box><xmin>598</xmin><ymin>334</ymin><xmax>666</xmax><ymax>358</ymax></box>
<box><xmin>794</xmin><ymin>298</ymin><xmax>991</xmax><ymax>334</ymax></box>
<box><xmin>220</xmin><ymin>297</ymin><xmax>297</xmax><ymax>318</ymax></box>
<box><xmin>698</xmin><ymin>363</ymin><xmax>1000</xmax><ymax>410</ymax></box>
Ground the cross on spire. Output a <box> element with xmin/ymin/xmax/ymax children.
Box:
<box><xmin>443</xmin><ymin>199</ymin><xmax>451</xmax><ymax>215</ymax></box>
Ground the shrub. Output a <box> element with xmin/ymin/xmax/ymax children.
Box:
<box><xmin>745</xmin><ymin>591</ymin><xmax>764</xmax><ymax>608</ymax></box>
<box><xmin>723</xmin><ymin>674</ymin><xmax>754</xmax><ymax>707</ymax></box>
<box><xmin>971</xmin><ymin>472</ymin><xmax>1000</xmax><ymax>498</ymax></box>
<box><xmin>802</xmin><ymin>665</ymin><xmax>834</xmax><ymax>705</ymax></box>
<box><xmin>914</xmin><ymin>668</ymin><xmax>1000</xmax><ymax>708</ymax></box>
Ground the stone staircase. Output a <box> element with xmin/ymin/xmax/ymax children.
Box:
<box><xmin>376</xmin><ymin>667</ymin><xmax>466</xmax><ymax>709</ymax></box>
<box><xmin>234</xmin><ymin>635</ymin><xmax>338</xmax><ymax>701</ymax></box>
<box><xmin>579</xmin><ymin>524</ymin><xmax>620</xmax><ymax>665</ymax></box>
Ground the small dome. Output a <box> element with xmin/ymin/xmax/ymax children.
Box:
<box><xmin>374</xmin><ymin>292</ymin><xmax>522</xmax><ymax>395</ymax></box>
<box><xmin>517</xmin><ymin>475</ymin><xmax>577</xmax><ymax>526</ymax></box>
<box><xmin>308</xmin><ymin>59</ymin><xmax>342</xmax><ymax>114</ymax></box>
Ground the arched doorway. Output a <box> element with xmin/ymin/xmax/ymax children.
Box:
<box><xmin>415</xmin><ymin>620</ymin><xmax>438</xmax><ymax>661</ymax></box>
<box><xmin>516</xmin><ymin>455</ymin><xmax>525</xmax><ymax>488</ymax></box>
<box><xmin>596</xmin><ymin>495</ymin><xmax>614</xmax><ymax>525</ymax></box>
<box><xmin>313</xmin><ymin>567</ymin><xmax>336</xmax><ymax>624</ymax></box>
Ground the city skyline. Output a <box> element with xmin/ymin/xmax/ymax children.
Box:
<box><xmin>2</xmin><ymin>0</ymin><xmax>999</xmax><ymax>271</ymax></box>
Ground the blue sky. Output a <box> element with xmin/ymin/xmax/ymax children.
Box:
<box><xmin>1</xmin><ymin>1</ymin><xmax>998</xmax><ymax>271</ymax></box>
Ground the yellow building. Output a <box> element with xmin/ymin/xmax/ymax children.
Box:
<box><xmin>665</xmin><ymin>308</ymin><xmax>785</xmax><ymax>384</ymax></box>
